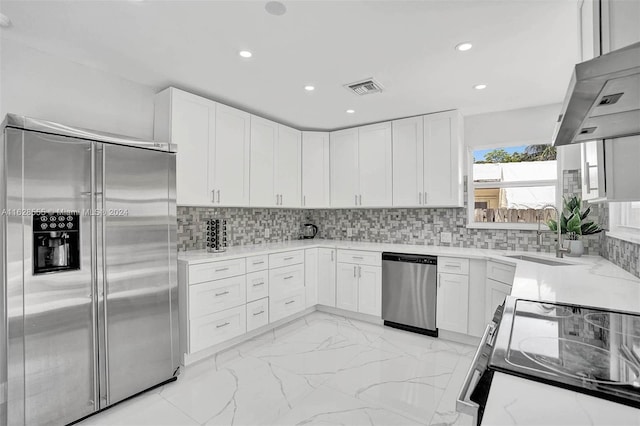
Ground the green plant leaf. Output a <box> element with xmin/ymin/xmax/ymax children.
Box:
<box><xmin>580</xmin><ymin>206</ymin><xmax>591</xmax><ymax>220</ymax></box>
<box><xmin>566</xmin><ymin>213</ymin><xmax>582</xmax><ymax>235</ymax></box>
<box><xmin>547</xmin><ymin>220</ymin><xmax>558</xmax><ymax>232</ymax></box>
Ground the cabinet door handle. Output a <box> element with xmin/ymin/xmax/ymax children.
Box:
<box><xmin>215</xmin><ymin>267</ymin><xmax>229</xmax><ymax>272</ymax></box>
<box><xmin>284</xmin><ymin>256</ymin><xmax>294</xmax><ymax>261</ymax></box>
<box><xmin>280</xmin><ymin>194</ymin><xmax>284</xmax><ymax>205</ymax></box>
<box><xmin>252</xmin><ymin>281</ymin><xmax>264</xmax><ymax>287</ymax></box>
<box><xmin>284</xmin><ymin>275</ymin><xmax>294</xmax><ymax>280</ymax></box>
<box><xmin>285</xmin><ymin>300</ymin><xmax>295</xmax><ymax>305</ymax></box>
<box><xmin>217</xmin><ymin>190</ymin><xmax>221</xmax><ymax>203</ymax></box>
<box><xmin>253</xmin><ymin>260</ymin><xmax>264</xmax><ymax>265</ymax></box>
<box><xmin>211</xmin><ymin>189</ymin><xmax>215</xmax><ymax>203</ymax></box>
<box><xmin>215</xmin><ymin>291</ymin><xmax>229</xmax><ymax>297</ymax></box>
<box><xmin>358</xmin><ymin>266</ymin><xmax>361</xmax><ymax>278</ymax></box>
<box><xmin>445</xmin><ymin>263</ymin><xmax>461</xmax><ymax>269</ymax></box>
<box><xmin>352</xmin><ymin>256</ymin><xmax>364</xmax><ymax>260</ymax></box>
<box><xmin>438</xmin><ymin>275</ymin><xmax>441</xmax><ymax>288</ymax></box>
<box><xmin>253</xmin><ymin>310</ymin><xmax>265</xmax><ymax>316</ymax></box>
<box><xmin>355</xmin><ymin>195</ymin><xmax>358</xmax><ymax>206</ymax></box>
<box><xmin>359</xmin><ymin>194</ymin><xmax>362</xmax><ymax>205</ymax></box>
<box><xmin>353</xmin><ymin>266</ymin><xmax>356</xmax><ymax>277</ymax></box>
<box><xmin>419</xmin><ymin>192</ymin><xmax>422</xmax><ymax>205</ymax></box>
<box><xmin>216</xmin><ymin>322</ymin><xmax>230</xmax><ymax>328</ymax></box>
<box><xmin>303</xmin><ymin>195</ymin><xmax>306</xmax><ymax>206</ymax></box>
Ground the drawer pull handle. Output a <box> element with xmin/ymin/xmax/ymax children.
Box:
<box><xmin>215</xmin><ymin>291</ymin><xmax>229</xmax><ymax>297</ymax></box>
<box><xmin>215</xmin><ymin>267</ymin><xmax>230</xmax><ymax>272</ymax></box>
<box><xmin>253</xmin><ymin>282</ymin><xmax>264</xmax><ymax>287</ymax></box>
<box><xmin>253</xmin><ymin>261</ymin><xmax>265</xmax><ymax>265</ymax></box>
<box><xmin>445</xmin><ymin>264</ymin><xmax>461</xmax><ymax>268</ymax></box>
<box><xmin>284</xmin><ymin>275</ymin><xmax>294</xmax><ymax>280</ymax></box>
<box><xmin>216</xmin><ymin>322</ymin><xmax>230</xmax><ymax>328</ymax></box>
<box><xmin>285</xmin><ymin>300</ymin><xmax>295</xmax><ymax>305</ymax></box>
<box><xmin>253</xmin><ymin>310</ymin><xmax>265</xmax><ymax>316</ymax></box>
<box><xmin>352</xmin><ymin>256</ymin><xmax>364</xmax><ymax>260</ymax></box>
<box><xmin>283</xmin><ymin>256</ymin><xmax>294</xmax><ymax>261</ymax></box>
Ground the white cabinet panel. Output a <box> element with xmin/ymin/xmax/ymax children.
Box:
<box><xmin>246</xmin><ymin>255</ymin><xmax>269</xmax><ymax>273</ymax></box>
<box><xmin>485</xmin><ymin>279</ymin><xmax>512</xmax><ymax>323</ymax></box>
<box><xmin>436</xmin><ymin>272</ymin><xmax>469</xmax><ymax>334</ymax></box>
<box><xmin>336</xmin><ymin>250</ymin><xmax>381</xmax><ymax>267</ymax></box>
<box><xmin>423</xmin><ymin>111</ymin><xmax>463</xmax><ymax>207</ymax></box>
<box><xmin>305</xmin><ymin>248</ymin><xmax>319</xmax><ymax>307</ymax></box>
<box><xmin>246</xmin><ymin>298</ymin><xmax>269</xmax><ymax>332</ymax></box>
<box><xmin>318</xmin><ymin>248</ymin><xmax>336</xmax><ymax>307</ymax></box>
<box><xmin>270</xmin><ymin>290</ymin><xmax>306</xmax><ymax>323</ymax></box>
<box><xmin>212</xmin><ymin>104</ymin><xmax>251</xmax><ymax>206</ymax></box>
<box><xmin>358</xmin><ymin>122</ymin><xmax>392</xmax><ymax>207</ymax></box>
<box><xmin>250</xmin><ymin>116</ymin><xmax>278</xmax><ymax>206</ymax></box>
<box><xmin>336</xmin><ymin>263</ymin><xmax>359</xmax><ymax>312</ymax></box>
<box><xmin>330</xmin><ymin>128</ymin><xmax>359</xmax><ymax>207</ymax></box>
<box><xmin>189</xmin><ymin>305</ymin><xmax>246</xmax><ymax>353</ymax></box>
<box><xmin>269</xmin><ymin>250</ymin><xmax>304</xmax><ymax>269</ymax></box>
<box><xmin>438</xmin><ymin>257</ymin><xmax>470</xmax><ymax>275</ymax></box>
<box><xmin>246</xmin><ymin>270</ymin><xmax>269</xmax><ymax>303</ymax></box>
<box><xmin>276</xmin><ymin>125</ymin><xmax>302</xmax><ymax>207</ymax></box>
<box><xmin>189</xmin><ymin>258</ymin><xmax>246</xmax><ymax>284</ymax></box>
<box><xmin>302</xmin><ymin>132</ymin><xmax>330</xmax><ymax>207</ymax></box>
<box><xmin>392</xmin><ymin>116</ymin><xmax>424</xmax><ymax>206</ymax></box>
<box><xmin>358</xmin><ymin>265</ymin><xmax>382</xmax><ymax>317</ymax></box>
<box><xmin>189</xmin><ymin>275</ymin><xmax>246</xmax><ymax>318</ymax></box>
<box><xmin>269</xmin><ymin>264</ymin><xmax>305</xmax><ymax>300</ymax></box>
<box><xmin>486</xmin><ymin>261</ymin><xmax>515</xmax><ymax>285</ymax></box>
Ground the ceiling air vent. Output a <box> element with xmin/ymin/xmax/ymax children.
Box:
<box><xmin>344</xmin><ymin>78</ymin><xmax>384</xmax><ymax>96</ymax></box>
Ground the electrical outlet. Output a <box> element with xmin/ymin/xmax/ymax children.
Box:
<box><xmin>347</xmin><ymin>228</ymin><xmax>353</xmax><ymax>237</ymax></box>
<box><xmin>264</xmin><ymin>228</ymin><xmax>270</xmax><ymax>238</ymax></box>
<box><xmin>440</xmin><ymin>232</ymin><xmax>452</xmax><ymax>244</ymax></box>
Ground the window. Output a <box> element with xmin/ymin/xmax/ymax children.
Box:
<box><xmin>468</xmin><ymin>144</ymin><xmax>558</xmax><ymax>228</ymax></box>
<box><xmin>609</xmin><ymin>202</ymin><xmax>640</xmax><ymax>243</ymax></box>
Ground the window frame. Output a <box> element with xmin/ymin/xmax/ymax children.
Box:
<box><xmin>466</xmin><ymin>143</ymin><xmax>560</xmax><ymax>230</ymax></box>
<box><xmin>608</xmin><ymin>202</ymin><xmax>640</xmax><ymax>244</ymax></box>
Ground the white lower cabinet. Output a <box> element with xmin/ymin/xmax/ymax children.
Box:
<box><xmin>270</xmin><ymin>264</ymin><xmax>305</xmax><ymax>300</ymax></box>
<box><xmin>305</xmin><ymin>249</ymin><xmax>319</xmax><ymax>307</ymax></box>
<box><xmin>189</xmin><ymin>275</ymin><xmax>247</xmax><ymax>319</ymax></box>
<box><xmin>190</xmin><ymin>305</ymin><xmax>247</xmax><ymax>353</ymax></box>
<box><xmin>436</xmin><ymin>272</ymin><xmax>469</xmax><ymax>334</ymax></box>
<box><xmin>246</xmin><ymin>298</ymin><xmax>269</xmax><ymax>332</ymax></box>
<box><xmin>357</xmin><ymin>265</ymin><xmax>382</xmax><ymax>316</ymax></box>
<box><xmin>270</xmin><ymin>289</ymin><xmax>305</xmax><ymax>322</ymax></box>
<box><xmin>485</xmin><ymin>279</ymin><xmax>512</xmax><ymax>323</ymax></box>
<box><xmin>336</xmin><ymin>263</ymin><xmax>359</xmax><ymax>312</ymax></box>
<box><xmin>246</xmin><ymin>270</ymin><xmax>269</xmax><ymax>302</ymax></box>
<box><xmin>318</xmin><ymin>248</ymin><xmax>336</xmax><ymax>307</ymax></box>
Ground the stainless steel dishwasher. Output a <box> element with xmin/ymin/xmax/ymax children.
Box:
<box><xmin>382</xmin><ymin>252</ymin><xmax>438</xmax><ymax>336</ymax></box>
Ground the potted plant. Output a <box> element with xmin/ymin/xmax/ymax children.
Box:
<box><xmin>546</xmin><ymin>196</ymin><xmax>602</xmax><ymax>257</ymax></box>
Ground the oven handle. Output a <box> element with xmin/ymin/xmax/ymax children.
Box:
<box><xmin>456</xmin><ymin>322</ymin><xmax>494</xmax><ymax>425</ymax></box>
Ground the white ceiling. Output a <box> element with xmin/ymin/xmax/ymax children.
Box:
<box><xmin>1</xmin><ymin>0</ymin><xmax>580</xmax><ymax>131</ymax></box>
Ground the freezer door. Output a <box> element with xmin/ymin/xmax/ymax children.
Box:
<box><xmin>9</xmin><ymin>130</ymin><xmax>97</xmax><ymax>425</ymax></box>
<box><xmin>98</xmin><ymin>143</ymin><xmax>177</xmax><ymax>406</ymax></box>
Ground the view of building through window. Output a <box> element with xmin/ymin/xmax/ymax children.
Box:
<box><xmin>472</xmin><ymin>144</ymin><xmax>558</xmax><ymax>224</ymax></box>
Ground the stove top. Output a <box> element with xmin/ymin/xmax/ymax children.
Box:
<box><xmin>490</xmin><ymin>298</ymin><xmax>640</xmax><ymax>408</ymax></box>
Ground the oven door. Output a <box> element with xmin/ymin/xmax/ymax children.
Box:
<box><xmin>456</xmin><ymin>323</ymin><xmax>496</xmax><ymax>426</ymax></box>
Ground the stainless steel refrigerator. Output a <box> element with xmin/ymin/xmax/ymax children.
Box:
<box><xmin>0</xmin><ymin>114</ymin><xmax>180</xmax><ymax>425</ymax></box>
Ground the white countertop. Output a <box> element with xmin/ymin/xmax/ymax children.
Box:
<box><xmin>179</xmin><ymin>239</ymin><xmax>640</xmax><ymax>424</ymax></box>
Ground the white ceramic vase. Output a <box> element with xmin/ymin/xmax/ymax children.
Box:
<box><xmin>564</xmin><ymin>239</ymin><xmax>584</xmax><ymax>257</ymax></box>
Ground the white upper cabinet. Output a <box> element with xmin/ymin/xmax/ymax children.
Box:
<box><xmin>276</xmin><ymin>125</ymin><xmax>302</xmax><ymax>208</ymax></box>
<box><xmin>330</xmin><ymin>128</ymin><xmax>360</xmax><ymax>207</ymax></box>
<box><xmin>358</xmin><ymin>122</ymin><xmax>393</xmax><ymax>207</ymax></box>
<box><xmin>211</xmin><ymin>104</ymin><xmax>251</xmax><ymax>206</ymax></box>
<box><xmin>250</xmin><ymin>116</ymin><xmax>278</xmax><ymax>207</ymax></box>
<box><xmin>392</xmin><ymin>116</ymin><xmax>424</xmax><ymax>206</ymax></box>
<box><xmin>302</xmin><ymin>132</ymin><xmax>330</xmax><ymax>208</ymax></box>
<box><xmin>423</xmin><ymin>110</ymin><xmax>464</xmax><ymax>207</ymax></box>
<box><xmin>154</xmin><ymin>88</ymin><xmax>215</xmax><ymax>206</ymax></box>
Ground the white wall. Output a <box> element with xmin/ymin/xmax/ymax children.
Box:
<box><xmin>464</xmin><ymin>103</ymin><xmax>561</xmax><ymax>148</ymax></box>
<box><xmin>1</xmin><ymin>38</ymin><xmax>157</xmax><ymax>139</ymax></box>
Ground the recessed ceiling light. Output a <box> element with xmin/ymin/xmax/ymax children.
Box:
<box><xmin>455</xmin><ymin>42</ymin><xmax>473</xmax><ymax>51</ymax></box>
<box><xmin>0</xmin><ymin>13</ymin><xmax>12</xmax><ymax>29</ymax></box>
<box><xmin>346</xmin><ymin>109</ymin><xmax>355</xmax><ymax>114</ymax></box>
<box><xmin>239</xmin><ymin>50</ymin><xmax>253</xmax><ymax>58</ymax></box>
<box><xmin>304</xmin><ymin>85</ymin><xmax>315</xmax><ymax>91</ymax></box>
<box><xmin>265</xmin><ymin>1</ymin><xmax>287</xmax><ymax>16</ymax></box>
<box><xmin>473</xmin><ymin>84</ymin><xmax>487</xmax><ymax>90</ymax></box>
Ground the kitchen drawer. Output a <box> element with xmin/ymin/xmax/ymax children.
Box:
<box><xmin>438</xmin><ymin>257</ymin><xmax>470</xmax><ymax>275</ymax></box>
<box><xmin>337</xmin><ymin>250</ymin><xmax>381</xmax><ymax>267</ymax></box>
<box><xmin>246</xmin><ymin>297</ymin><xmax>269</xmax><ymax>332</ymax></box>
<box><xmin>270</xmin><ymin>289</ymin><xmax>305</xmax><ymax>323</ymax></box>
<box><xmin>189</xmin><ymin>305</ymin><xmax>246</xmax><ymax>353</ymax></box>
<box><xmin>246</xmin><ymin>255</ymin><xmax>269</xmax><ymax>273</ymax></box>
<box><xmin>189</xmin><ymin>275</ymin><xmax>247</xmax><ymax>319</ymax></box>
<box><xmin>269</xmin><ymin>250</ymin><xmax>304</xmax><ymax>269</ymax></box>
<box><xmin>189</xmin><ymin>258</ymin><xmax>246</xmax><ymax>284</ymax></box>
<box><xmin>269</xmin><ymin>264</ymin><xmax>305</xmax><ymax>300</ymax></box>
<box><xmin>486</xmin><ymin>260</ymin><xmax>516</xmax><ymax>285</ymax></box>
<box><xmin>246</xmin><ymin>270</ymin><xmax>269</xmax><ymax>302</ymax></box>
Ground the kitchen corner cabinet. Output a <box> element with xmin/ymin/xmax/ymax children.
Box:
<box><xmin>317</xmin><ymin>248</ymin><xmax>337</xmax><ymax>307</ymax></box>
<box><xmin>153</xmin><ymin>87</ymin><xmax>250</xmax><ymax>206</ymax></box>
<box><xmin>302</xmin><ymin>132</ymin><xmax>330</xmax><ymax>208</ymax></box>
<box><xmin>436</xmin><ymin>272</ymin><xmax>469</xmax><ymax>334</ymax></box>
<box><xmin>249</xmin><ymin>118</ymin><xmax>301</xmax><ymax>207</ymax></box>
<box><xmin>330</xmin><ymin>122</ymin><xmax>392</xmax><ymax>208</ymax></box>
<box><xmin>392</xmin><ymin>111</ymin><xmax>463</xmax><ymax>207</ymax></box>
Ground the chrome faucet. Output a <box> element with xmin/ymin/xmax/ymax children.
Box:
<box><xmin>537</xmin><ymin>204</ymin><xmax>571</xmax><ymax>258</ymax></box>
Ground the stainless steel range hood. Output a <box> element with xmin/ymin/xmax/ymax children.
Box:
<box><xmin>553</xmin><ymin>41</ymin><xmax>640</xmax><ymax>146</ymax></box>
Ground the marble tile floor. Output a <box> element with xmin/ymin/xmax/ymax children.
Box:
<box><xmin>78</xmin><ymin>312</ymin><xmax>476</xmax><ymax>426</ymax></box>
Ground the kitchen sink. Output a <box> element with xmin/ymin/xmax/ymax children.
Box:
<box><xmin>505</xmin><ymin>254</ymin><xmax>574</xmax><ymax>266</ymax></box>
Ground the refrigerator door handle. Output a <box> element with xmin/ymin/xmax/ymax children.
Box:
<box><xmin>90</xmin><ymin>143</ymin><xmax>100</xmax><ymax>411</ymax></box>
